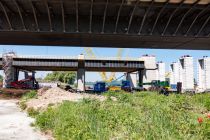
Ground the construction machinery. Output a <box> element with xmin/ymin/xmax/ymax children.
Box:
<box><xmin>121</xmin><ymin>80</ymin><xmax>132</xmax><ymax>92</ymax></box>
<box><xmin>93</xmin><ymin>82</ymin><xmax>106</xmax><ymax>93</ymax></box>
<box><xmin>10</xmin><ymin>76</ymin><xmax>39</xmax><ymax>89</ymax></box>
<box><xmin>84</xmin><ymin>48</ymin><xmax>123</xmax><ymax>82</ymax></box>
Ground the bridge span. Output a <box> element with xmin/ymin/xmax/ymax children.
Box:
<box><xmin>0</xmin><ymin>0</ymin><xmax>210</xmax><ymax>49</ymax></box>
<box><xmin>1</xmin><ymin>53</ymin><xmax>153</xmax><ymax>91</ymax></box>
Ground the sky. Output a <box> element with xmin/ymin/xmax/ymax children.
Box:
<box><xmin>0</xmin><ymin>45</ymin><xmax>209</xmax><ymax>81</ymax></box>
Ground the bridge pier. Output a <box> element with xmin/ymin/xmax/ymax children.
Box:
<box><xmin>77</xmin><ymin>68</ymin><xmax>85</xmax><ymax>92</ymax></box>
<box><xmin>138</xmin><ymin>70</ymin><xmax>144</xmax><ymax>88</ymax></box>
<box><xmin>126</xmin><ymin>72</ymin><xmax>138</xmax><ymax>88</ymax></box>
<box><xmin>140</xmin><ymin>55</ymin><xmax>157</xmax><ymax>89</ymax></box>
<box><xmin>24</xmin><ymin>72</ymin><xmax>29</xmax><ymax>79</ymax></box>
<box><xmin>77</xmin><ymin>54</ymin><xmax>85</xmax><ymax>92</ymax></box>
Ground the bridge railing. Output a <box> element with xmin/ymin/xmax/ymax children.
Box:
<box><xmin>13</xmin><ymin>55</ymin><xmax>78</xmax><ymax>60</ymax></box>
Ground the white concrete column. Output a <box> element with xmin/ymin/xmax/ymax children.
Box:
<box><xmin>139</xmin><ymin>55</ymin><xmax>157</xmax><ymax>89</ymax></box>
<box><xmin>126</xmin><ymin>72</ymin><xmax>137</xmax><ymax>88</ymax></box>
<box><xmin>77</xmin><ymin>54</ymin><xmax>85</xmax><ymax>91</ymax></box>
<box><xmin>77</xmin><ymin>68</ymin><xmax>85</xmax><ymax>92</ymax></box>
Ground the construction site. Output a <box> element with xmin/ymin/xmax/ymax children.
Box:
<box><xmin>0</xmin><ymin>0</ymin><xmax>209</xmax><ymax>140</ymax></box>
<box><xmin>1</xmin><ymin>52</ymin><xmax>210</xmax><ymax>94</ymax></box>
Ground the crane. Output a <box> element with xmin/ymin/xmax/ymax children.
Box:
<box><xmin>84</xmin><ymin>48</ymin><xmax>123</xmax><ymax>82</ymax></box>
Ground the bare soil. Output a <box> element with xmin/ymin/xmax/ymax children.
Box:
<box><xmin>26</xmin><ymin>87</ymin><xmax>107</xmax><ymax>110</ymax></box>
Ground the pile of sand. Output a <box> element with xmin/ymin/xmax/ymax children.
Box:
<box><xmin>26</xmin><ymin>87</ymin><xmax>106</xmax><ymax>110</ymax></box>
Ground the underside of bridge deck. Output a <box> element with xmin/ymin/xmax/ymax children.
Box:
<box><xmin>0</xmin><ymin>0</ymin><xmax>210</xmax><ymax>49</ymax></box>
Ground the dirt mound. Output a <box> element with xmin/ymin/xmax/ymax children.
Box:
<box><xmin>37</xmin><ymin>87</ymin><xmax>50</xmax><ymax>96</ymax></box>
<box><xmin>26</xmin><ymin>87</ymin><xmax>106</xmax><ymax>110</ymax></box>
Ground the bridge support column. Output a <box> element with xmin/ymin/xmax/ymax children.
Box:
<box><xmin>126</xmin><ymin>72</ymin><xmax>138</xmax><ymax>88</ymax></box>
<box><xmin>24</xmin><ymin>72</ymin><xmax>29</xmax><ymax>79</ymax></box>
<box><xmin>138</xmin><ymin>70</ymin><xmax>144</xmax><ymax>88</ymax></box>
<box><xmin>77</xmin><ymin>68</ymin><xmax>85</xmax><ymax>92</ymax></box>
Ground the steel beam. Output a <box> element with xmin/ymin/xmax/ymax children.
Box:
<box><xmin>173</xmin><ymin>0</ymin><xmax>200</xmax><ymax>35</ymax></box>
<box><xmin>126</xmin><ymin>0</ymin><xmax>139</xmax><ymax>34</ymax></box>
<box><xmin>14</xmin><ymin>0</ymin><xmax>26</xmax><ymax>30</ymax></box>
<box><xmin>0</xmin><ymin>1</ymin><xmax>12</xmax><ymax>30</ymax></box>
<box><xmin>196</xmin><ymin>14</ymin><xmax>210</xmax><ymax>36</ymax></box>
<box><xmin>162</xmin><ymin>0</ymin><xmax>185</xmax><ymax>35</ymax></box>
<box><xmin>150</xmin><ymin>0</ymin><xmax>169</xmax><ymax>35</ymax></box>
<box><xmin>16</xmin><ymin>0</ymin><xmax>27</xmax><ymax>14</ymax></box>
<box><xmin>138</xmin><ymin>0</ymin><xmax>154</xmax><ymax>35</ymax></box>
<box><xmin>1</xmin><ymin>0</ymin><xmax>15</xmax><ymax>14</ymax></box>
<box><xmin>29</xmin><ymin>0</ymin><xmax>39</xmax><ymax>31</ymax></box>
<box><xmin>89</xmin><ymin>0</ymin><xmax>93</xmax><ymax>33</ymax></box>
<box><xmin>185</xmin><ymin>4</ymin><xmax>210</xmax><ymax>35</ymax></box>
<box><xmin>60</xmin><ymin>0</ymin><xmax>66</xmax><ymax>32</ymax></box>
<box><xmin>44</xmin><ymin>0</ymin><xmax>52</xmax><ymax>31</ymax></box>
<box><xmin>114</xmin><ymin>0</ymin><xmax>124</xmax><ymax>34</ymax></box>
<box><xmin>101</xmin><ymin>0</ymin><xmax>109</xmax><ymax>33</ymax></box>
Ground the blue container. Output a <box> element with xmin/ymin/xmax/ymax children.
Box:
<box><xmin>170</xmin><ymin>84</ymin><xmax>177</xmax><ymax>89</ymax></box>
<box><xmin>94</xmin><ymin>82</ymin><xmax>106</xmax><ymax>93</ymax></box>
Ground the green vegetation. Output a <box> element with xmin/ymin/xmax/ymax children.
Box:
<box><xmin>0</xmin><ymin>74</ymin><xmax>3</xmax><ymax>82</ymax></box>
<box><xmin>34</xmin><ymin>92</ymin><xmax>210</xmax><ymax>140</ymax></box>
<box><xmin>19</xmin><ymin>90</ymin><xmax>37</xmax><ymax>110</ymax></box>
<box><xmin>44</xmin><ymin>71</ymin><xmax>76</xmax><ymax>85</ymax></box>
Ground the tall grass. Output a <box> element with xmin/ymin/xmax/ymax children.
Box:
<box><xmin>35</xmin><ymin>92</ymin><xmax>210</xmax><ymax>140</ymax></box>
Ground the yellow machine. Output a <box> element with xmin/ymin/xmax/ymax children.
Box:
<box><xmin>84</xmin><ymin>48</ymin><xmax>123</xmax><ymax>82</ymax></box>
<box><xmin>108</xmin><ymin>86</ymin><xmax>121</xmax><ymax>91</ymax></box>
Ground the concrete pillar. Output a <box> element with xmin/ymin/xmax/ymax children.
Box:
<box><xmin>77</xmin><ymin>68</ymin><xmax>85</xmax><ymax>92</ymax></box>
<box><xmin>126</xmin><ymin>72</ymin><xmax>137</xmax><ymax>88</ymax></box>
<box><xmin>32</xmin><ymin>72</ymin><xmax>35</xmax><ymax>78</ymax></box>
<box><xmin>138</xmin><ymin>70</ymin><xmax>144</xmax><ymax>87</ymax></box>
<box><xmin>24</xmin><ymin>72</ymin><xmax>29</xmax><ymax>79</ymax></box>
<box><xmin>77</xmin><ymin>54</ymin><xmax>85</xmax><ymax>91</ymax></box>
<box><xmin>140</xmin><ymin>55</ymin><xmax>157</xmax><ymax>89</ymax></box>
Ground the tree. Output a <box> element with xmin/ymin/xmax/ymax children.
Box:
<box><xmin>0</xmin><ymin>75</ymin><xmax>3</xmax><ymax>82</ymax></box>
<box><xmin>44</xmin><ymin>71</ymin><xmax>76</xmax><ymax>85</ymax></box>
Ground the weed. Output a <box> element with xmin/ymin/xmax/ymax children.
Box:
<box><xmin>35</xmin><ymin>92</ymin><xmax>210</xmax><ymax>140</ymax></box>
<box><xmin>21</xmin><ymin>90</ymin><xmax>37</xmax><ymax>101</ymax></box>
<box><xmin>27</xmin><ymin>107</ymin><xmax>39</xmax><ymax>117</ymax></box>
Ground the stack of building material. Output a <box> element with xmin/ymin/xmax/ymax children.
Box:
<box><xmin>179</xmin><ymin>55</ymin><xmax>194</xmax><ymax>92</ymax></box>
<box><xmin>169</xmin><ymin>62</ymin><xmax>179</xmax><ymax>85</ymax></box>
<box><xmin>197</xmin><ymin>56</ymin><xmax>210</xmax><ymax>92</ymax></box>
<box><xmin>156</xmin><ymin>62</ymin><xmax>165</xmax><ymax>81</ymax></box>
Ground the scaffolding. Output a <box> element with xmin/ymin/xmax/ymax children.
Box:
<box><xmin>2</xmin><ymin>52</ymin><xmax>16</xmax><ymax>88</ymax></box>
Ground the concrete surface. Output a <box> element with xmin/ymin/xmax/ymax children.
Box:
<box><xmin>0</xmin><ymin>100</ymin><xmax>48</xmax><ymax>140</ymax></box>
